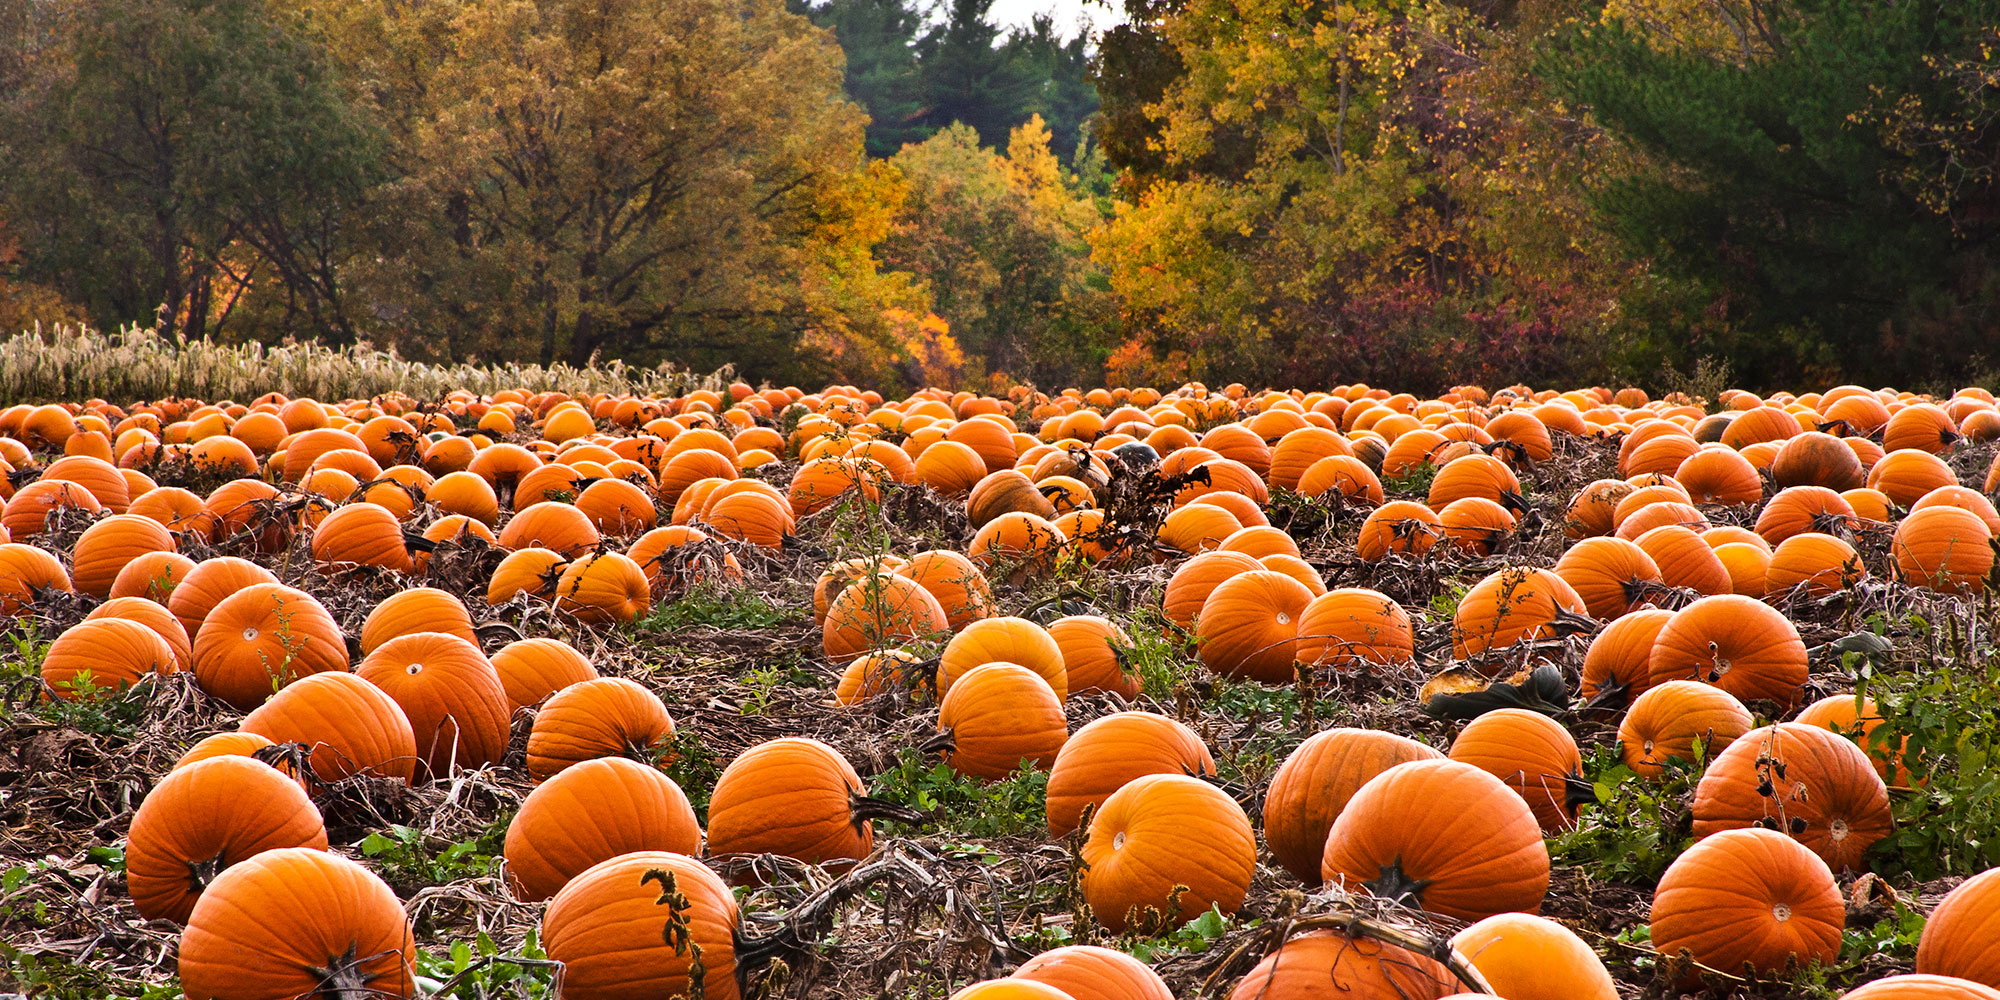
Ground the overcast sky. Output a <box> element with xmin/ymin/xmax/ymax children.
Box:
<box><xmin>987</xmin><ymin>0</ymin><xmax>1124</xmax><ymax>36</ymax></box>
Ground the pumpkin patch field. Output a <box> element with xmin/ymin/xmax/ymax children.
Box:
<box><xmin>5</xmin><ymin>378</ymin><xmax>2000</xmax><ymax>1000</ymax></box>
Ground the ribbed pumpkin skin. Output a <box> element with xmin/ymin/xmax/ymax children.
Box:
<box><xmin>821</xmin><ymin>572</ymin><xmax>949</xmax><ymax>661</ymax></box>
<box><xmin>939</xmin><ymin>617</ymin><xmax>1069</xmax><ymax>700</ymax></box>
<box><xmin>173</xmin><ymin>731</ymin><xmax>277</xmax><ymax>771</ymax></box>
<box><xmin>1869</xmin><ymin>449</ymin><xmax>1958</xmax><ymax>507</ymax></box>
<box><xmin>70</xmin><ymin>514</ymin><xmax>176</xmax><ymax>598</ymax></box>
<box><xmin>1618</xmin><ymin>680</ymin><xmax>1754</xmax><ymax>778</ymax></box>
<box><xmin>0</xmin><ymin>542</ymin><xmax>72</xmax><ymax>613</ymax></box>
<box><xmin>1082</xmin><ymin>773</ymin><xmax>1255</xmax><ymax>932</ymax></box>
<box><xmin>897</xmin><ymin>549</ymin><xmax>996</xmax><ymax>631</ymax></box>
<box><xmin>191</xmin><ymin>583</ymin><xmax>347</xmax><ymax>709</ymax></box>
<box><xmin>1650</xmin><ymin>828</ymin><xmax>1843</xmax><ymax>974</ymax></box>
<box><xmin>1647</xmin><ymin>594</ymin><xmax>1809</xmax><ymax>710</ymax></box>
<box><xmin>1161</xmin><ymin>551</ymin><xmax>1262</xmax><ymax>629</ymax></box>
<box><xmin>1634</xmin><ymin>524</ymin><xmax>1731</xmax><ymax>594</ymax></box>
<box><xmin>1321</xmin><ymin>759</ymin><xmax>1549</xmax><ymax>921</ymax></box>
<box><xmin>1451</xmin><ymin>567</ymin><xmax>1587</xmax><ymax>660</ymax></box>
<box><xmin>359</xmin><ymin>588</ymin><xmax>477</xmax><ymax>654</ymax></box>
<box><xmin>1197</xmin><ymin>570</ymin><xmax>1314</xmax><ymax>683</ymax></box>
<box><xmin>1566</xmin><ymin>479</ymin><xmax>1636</xmax><ymax>538</ymax></box>
<box><xmin>498</xmin><ymin>501</ymin><xmax>601</xmax><ymax>556</ymax></box>
<box><xmin>179</xmin><ymin>847</ymin><xmax>415</xmax><ymax>1000</ymax></box>
<box><xmin>525</xmin><ymin>677</ymin><xmax>675</xmax><ymax>781</ymax></box>
<box><xmin>1692</xmin><ymin>723</ymin><xmax>1892</xmax><ymax>873</ymax></box>
<box><xmin>1893</xmin><ymin>505</ymin><xmax>1995</xmax><ymax>595</ymax></box>
<box><xmin>1843</xmin><ymin>974</ymin><xmax>2000</xmax><ymax>1000</ymax></box>
<box><xmin>1046</xmin><ymin>712</ymin><xmax>1215</xmax><ymax>837</ymax></box>
<box><xmin>1355</xmin><ymin>500</ymin><xmax>1442</xmax><ymax>560</ymax></box>
<box><xmin>168</xmin><ymin>556</ymin><xmax>280</xmax><ymax>639</ymax></box>
<box><xmin>1756</xmin><ymin>485</ymin><xmax>1857</xmax><ymax>544</ymax></box>
<box><xmin>1771</xmin><ymin>431</ymin><xmax>1866</xmax><ymax>491</ymax></box>
<box><xmin>357</xmin><ymin>632</ymin><xmax>510</xmax><ymax>779</ymax></box>
<box><xmin>936</xmin><ymin>663</ymin><xmax>1068</xmax><ymax>781</ymax></box>
<box><xmin>1295</xmin><ymin>588</ymin><xmax>1413</xmax><ymax>671</ymax></box>
<box><xmin>1449</xmin><ymin>912</ymin><xmax>1618</xmax><ymax>1000</ymax></box>
<box><xmin>239</xmin><ymin>671</ymin><xmax>419</xmax><ymax>785</ymax></box>
<box><xmin>108</xmin><ymin>549</ymin><xmax>195</xmax><ymax>604</ymax></box>
<box><xmin>1580</xmin><ymin>608</ymin><xmax>1672</xmax><ymax>707</ymax></box>
<box><xmin>503</xmin><ymin>757</ymin><xmax>701</xmax><ymax>902</ymax></box>
<box><xmin>1012</xmin><ymin>945</ymin><xmax>1174</xmax><ymax>1000</ymax></box>
<box><xmin>1263</xmin><ymin>728</ymin><xmax>1443</xmax><ymax>884</ymax></box>
<box><xmin>541</xmin><ymin>851</ymin><xmax>739</xmax><ymax>1000</ymax></box>
<box><xmin>491</xmin><ymin>637</ymin><xmax>598</xmax><ymax>713</ymax></box>
<box><xmin>1047</xmin><ymin>615</ymin><xmax>1140</xmax><ymax>698</ymax></box>
<box><xmin>1553</xmin><ymin>536</ymin><xmax>1662</xmax><ymax>620</ymax></box>
<box><xmin>707</xmin><ymin>737</ymin><xmax>873</xmax><ymax>866</ymax></box>
<box><xmin>1</xmin><ymin>479</ymin><xmax>103</xmax><ymax>539</ymax></box>
<box><xmin>85</xmin><ymin>596</ymin><xmax>193</xmax><ymax>673</ymax></box>
<box><xmin>1916</xmin><ymin>867</ymin><xmax>2000</xmax><ymax>987</ymax></box>
<box><xmin>309</xmin><ymin>502</ymin><xmax>412</xmax><ymax>572</ymax></box>
<box><xmin>1448</xmin><ymin>709</ymin><xmax>1586</xmax><ymax>834</ymax></box>
<box><xmin>41</xmin><ymin>617</ymin><xmax>178</xmax><ymax>699</ymax></box>
<box><xmin>1225</xmin><ymin>931</ymin><xmax>1455</xmax><ymax>1000</ymax></box>
<box><xmin>127</xmin><ymin>756</ymin><xmax>328</xmax><ymax>924</ymax></box>
<box><xmin>487</xmin><ymin>546</ymin><xmax>567</xmax><ymax>605</ymax></box>
<box><xmin>554</xmin><ymin>551</ymin><xmax>653</xmax><ymax>624</ymax></box>
<box><xmin>1766</xmin><ymin>532</ymin><xmax>1865</xmax><ymax>596</ymax></box>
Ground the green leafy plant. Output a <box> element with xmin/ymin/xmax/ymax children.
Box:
<box><xmin>868</xmin><ymin>749</ymin><xmax>1046</xmax><ymax>838</ymax></box>
<box><xmin>1861</xmin><ymin>639</ymin><xmax>2000</xmax><ymax>878</ymax></box>
<box><xmin>416</xmin><ymin>930</ymin><xmax>559</xmax><ymax>1000</ymax></box>
<box><xmin>636</xmin><ymin>584</ymin><xmax>796</xmax><ymax>633</ymax></box>
<box><xmin>1548</xmin><ymin>743</ymin><xmax>1703</xmax><ymax>885</ymax></box>
<box><xmin>358</xmin><ymin>819</ymin><xmax>509</xmax><ymax>891</ymax></box>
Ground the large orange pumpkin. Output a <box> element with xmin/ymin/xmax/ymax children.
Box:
<box><xmin>525</xmin><ymin>676</ymin><xmax>675</xmax><ymax>781</ymax></box>
<box><xmin>1196</xmin><ymin>570</ymin><xmax>1314</xmax><ymax>683</ymax></box>
<box><xmin>706</xmin><ymin>737</ymin><xmax>883</xmax><ymax>869</ymax></box>
<box><xmin>934</xmin><ymin>663</ymin><xmax>1068</xmax><ymax>781</ymax></box>
<box><xmin>1012</xmin><ymin>945</ymin><xmax>1174</xmax><ymax>1000</ymax></box>
<box><xmin>540</xmin><ymin>851</ymin><xmax>739</xmax><ymax>1000</ymax></box>
<box><xmin>1692</xmin><ymin>722</ymin><xmax>1892</xmax><ymax>873</ymax></box>
<box><xmin>1647</xmin><ymin>594</ymin><xmax>1808</xmax><ymax>709</ymax></box>
<box><xmin>127</xmin><ymin>756</ymin><xmax>328</xmax><ymax>924</ymax></box>
<box><xmin>491</xmin><ymin>637</ymin><xmax>599</xmax><ymax>713</ymax></box>
<box><xmin>180</xmin><ymin>848</ymin><xmax>415</xmax><ymax>1000</ymax></box>
<box><xmin>939</xmin><ymin>616</ymin><xmax>1069</xmax><ymax>700</ymax></box>
<box><xmin>191</xmin><ymin>583</ymin><xmax>347</xmax><ymax>709</ymax></box>
<box><xmin>1451</xmin><ymin>567</ymin><xmax>1588</xmax><ymax>661</ymax></box>
<box><xmin>1618</xmin><ymin>679</ymin><xmax>1754</xmax><ymax>778</ymax></box>
<box><xmin>1449</xmin><ymin>912</ymin><xmax>1618</xmax><ymax>1000</ymax></box>
<box><xmin>357</xmin><ymin>632</ymin><xmax>510</xmax><ymax>779</ymax></box>
<box><xmin>1448</xmin><ymin>708</ymin><xmax>1588</xmax><ymax>833</ymax></box>
<box><xmin>1045</xmin><ymin>712</ymin><xmax>1215</xmax><ymax>837</ymax></box>
<box><xmin>1916</xmin><ymin>867</ymin><xmax>2000</xmax><ymax>987</ymax></box>
<box><xmin>1321</xmin><ymin>758</ymin><xmax>1548</xmax><ymax>920</ymax></box>
<box><xmin>41</xmin><ymin>617</ymin><xmax>179</xmax><ymax>700</ymax></box>
<box><xmin>1081</xmin><ymin>773</ymin><xmax>1255</xmax><ymax>932</ymax></box>
<box><xmin>1649</xmin><ymin>827</ymin><xmax>1843</xmax><ymax>974</ymax></box>
<box><xmin>503</xmin><ymin>756</ymin><xmax>701</xmax><ymax>901</ymax></box>
<box><xmin>239</xmin><ymin>671</ymin><xmax>418</xmax><ymax>785</ymax></box>
<box><xmin>1263</xmin><ymin>728</ymin><xmax>1443</xmax><ymax>884</ymax></box>
<box><xmin>1224</xmin><ymin>931</ymin><xmax>1454</xmax><ymax>1000</ymax></box>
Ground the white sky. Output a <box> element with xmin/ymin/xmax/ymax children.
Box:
<box><xmin>987</xmin><ymin>0</ymin><xmax>1125</xmax><ymax>36</ymax></box>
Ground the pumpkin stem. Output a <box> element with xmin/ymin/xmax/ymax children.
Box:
<box><xmin>305</xmin><ymin>944</ymin><xmax>387</xmax><ymax>1000</ymax></box>
<box><xmin>916</xmin><ymin>727</ymin><xmax>957</xmax><ymax>757</ymax></box>
<box><xmin>185</xmin><ymin>851</ymin><xmax>224</xmax><ymax>894</ymax></box>
<box><xmin>848</xmin><ymin>790</ymin><xmax>928</xmax><ymax>829</ymax></box>
<box><xmin>1578</xmin><ymin>676</ymin><xmax>1630</xmax><ymax>714</ymax></box>
<box><xmin>1360</xmin><ymin>857</ymin><xmax>1432</xmax><ymax>909</ymax></box>
<box><xmin>1563</xmin><ymin>770</ymin><xmax>1597</xmax><ymax>811</ymax></box>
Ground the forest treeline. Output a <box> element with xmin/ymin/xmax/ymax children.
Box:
<box><xmin>1</xmin><ymin>0</ymin><xmax>1996</xmax><ymax>392</ymax></box>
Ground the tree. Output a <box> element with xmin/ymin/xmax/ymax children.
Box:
<box><xmin>1541</xmin><ymin>0</ymin><xmax>2000</xmax><ymax>383</ymax></box>
<box><xmin>1011</xmin><ymin>15</ymin><xmax>1101</xmax><ymax>164</ymax></box>
<box><xmin>0</xmin><ymin>0</ymin><xmax>381</xmax><ymax>340</ymax></box>
<box><xmin>794</xmin><ymin>0</ymin><xmax>931</xmax><ymax>157</ymax></box>
<box><xmin>915</xmin><ymin>0</ymin><xmax>1045</xmax><ymax>149</ymax></box>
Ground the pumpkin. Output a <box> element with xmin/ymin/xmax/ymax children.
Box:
<box><xmin>1449</xmin><ymin>912</ymin><xmax>1618</xmax><ymax>1000</ymax></box>
<box><xmin>1045</xmin><ymin>712</ymin><xmax>1216</xmax><ymax>837</ymax></box>
<box><xmin>707</xmin><ymin>737</ymin><xmax>887</xmax><ymax>869</ymax></box>
<box><xmin>1263</xmin><ymin>728</ymin><xmax>1443</xmax><ymax>884</ymax></box>
<box><xmin>430</xmin><ymin>471</ymin><xmax>501</xmax><ymax>525</ymax></box>
<box><xmin>310</xmin><ymin>502</ymin><xmax>414</xmax><ymax>572</ymax></box>
<box><xmin>1633</xmin><ymin>524</ymin><xmax>1731</xmax><ymax>595</ymax></box>
<box><xmin>108</xmin><ymin>549</ymin><xmax>195</xmax><ymax>604</ymax></box>
<box><xmin>0</xmin><ymin>542</ymin><xmax>72</xmax><ymax>613</ymax></box>
<box><xmin>1765</xmin><ymin>532</ymin><xmax>1864</xmax><ymax>597</ymax></box>
<box><xmin>934</xmin><ymin>663</ymin><xmax>1068</xmax><ymax>781</ymax></box>
<box><xmin>1355</xmin><ymin>500</ymin><xmax>1442</xmax><ymax>560</ymax></box>
<box><xmin>705</xmin><ymin>489</ymin><xmax>794</xmax><ymax>549</ymax></box>
<box><xmin>239</xmin><ymin>671</ymin><xmax>419</xmax><ymax>785</ymax></box>
<box><xmin>1910</xmin><ymin>485</ymin><xmax>2000</xmax><ymax>536</ymax></box>
<box><xmin>503</xmin><ymin>757</ymin><xmax>702</xmax><ymax>901</ymax></box>
<box><xmin>1796</xmin><ymin>692</ymin><xmax>1909</xmax><ymax>787</ymax></box>
<box><xmin>1579</xmin><ymin>607</ymin><xmax>1671</xmax><ymax>708</ymax></box>
<box><xmin>69</xmin><ymin>514</ymin><xmax>176</xmax><ymax>599</ymax></box>
<box><xmin>575</xmin><ymin>477</ymin><xmax>656</xmax><ymax>536</ymax></box>
<box><xmin>967</xmin><ymin>469</ymin><xmax>1057</xmax><ymax>527</ymax></box>
<box><xmin>127</xmin><ymin>756</ymin><xmax>328</xmax><ymax>924</ymax></box>
<box><xmin>1692</xmin><ymin>722</ymin><xmax>1892</xmax><ymax>872</ymax></box>
<box><xmin>1048</xmin><ymin>615</ymin><xmax>1141</xmax><ymax>698</ymax></box>
<box><xmin>834</xmin><ymin>649</ymin><xmax>920</xmax><ymax>704</ymax></box>
<box><xmin>1553</xmin><ymin>536</ymin><xmax>1662</xmax><ymax>620</ymax></box>
<box><xmin>41</xmin><ymin>453</ymin><xmax>130</xmax><ymax>511</ymax></box>
<box><xmin>525</xmin><ymin>676</ymin><xmax>675</xmax><ymax>781</ymax></box>
<box><xmin>1915</xmin><ymin>867</ymin><xmax>2000</xmax><ymax>987</ymax></box>
<box><xmin>1618</xmin><ymin>680</ymin><xmax>1754</xmax><ymax>779</ymax></box>
<box><xmin>1</xmin><ymin>478</ymin><xmax>104</xmax><ymax>538</ymax></box>
<box><xmin>1450</xmin><ymin>567</ymin><xmax>1588</xmax><ymax>661</ymax></box>
<box><xmin>203</xmin><ymin>478</ymin><xmax>290</xmax><ymax>551</ymax></box>
<box><xmin>168</xmin><ymin>556</ymin><xmax>280</xmax><ymax>639</ymax></box>
<box><xmin>1161</xmin><ymin>550</ymin><xmax>1263</xmax><ymax>629</ymax></box>
<box><xmin>1616</xmin><ymin>500</ymin><xmax>1710</xmax><ymax>540</ymax></box>
<box><xmin>1267</xmin><ymin>427</ymin><xmax>1354</xmax><ymax>492</ymax></box>
<box><xmin>1294</xmin><ymin>588</ymin><xmax>1413</xmax><ymax>671</ymax></box>
<box><xmin>1756</xmin><ymin>485</ymin><xmax>1858</xmax><ymax>544</ymax></box>
<box><xmin>1321</xmin><ymin>758</ymin><xmax>1549</xmax><ymax>920</ymax></box>
<box><xmin>1566</xmin><ymin>479</ymin><xmax>1638</xmax><ymax>538</ymax></box>
<box><xmin>950</xmin><ymin>982</ymin><xmax>1075</xmax><ymax>1000</ymax></box>
<box><xmin>1884</xmin><ymin>402</ymin><xmax>1961</xmax><ymax>454</ymax></box>
<box><xmin>939</xmin><ymin>616</ymin><xmax>1069</xmax><ymax>700</ymax></box>
<box><xmin>1012</xmin><ymin>945</ymin><xmax>1173</xmax><ymax>1000</ymax></box>
<box><xmin>1868</xmin><ymin>449</ymin><xmax>1958</xmax><ymax>507</ymax></box>
<box><xmin>491</xmin><ymin>637</ymin><xmax>599</xmax><ymax>713</ymax></box>
<box><xmin>179</xmin><ymin>848</ymin><xmax>415</xmax><ymax>1000</ymax></box>
<box><xmin>1082</xmin><ymin>773</ymin><xmax>1255</xmax><ymax>932</ymax></box>
<box><xmin>1297</xmin><ymin>454</ymin><xmax>1384</xmax><ymax>504</ymax></box>
<box><xmin>1448</xmin><ymin>708</ymin><xmax>1589</xmax><ymax>833</ymax></box>
<box><xmin>915</xmin><ymin>440</ymin><xmax>987</xmax><ymax>495</ymax></box>
<box><xmin>498</xmin><ymin>500</ymin><xmax>602</xmax><ymax>556</ymax></box>
<box><xmin>1648</xmin><ymin>594</ymin><xmax>1808</xmax><ymax>709</ymax></box>
<box><xmin>822</xmin><ymin>572</ymin><xmax>949</xmax><ymax>661</ymax></box>
<box><xmin>1893</xmin><ymin>505</ymin><xmax>1994</xmax><ymax>595</ymax></box>
<box><xmin>1196</xmin><ymin>570</ymin><xmax>1314</xmax><ymax>683</ymax></box>
<box><xmin>359</xmin><ymin>587</ymin><xmax>477</xmax><ymax>654</ymax></box>
<box><xmin>488</xmin><ymin>546</ymin><xmax>568</xmax><ymax>604</ymax></box>
<box><xmin>1428</xmin><ymin>453</ymin><xmax>1523</xmax><ymax>510</ymax></box>
<box><xmin>41</xmin><ymin>617</ymin><xmax>179</xmax><ymax>700</ymax></box>
<box><xmin>129</xmin><ymin>486</ymin><xmax>216</xmax><ymax>536</ymax></box>
<box><xmin>1225</xmin><ymin>931</ymin><xmax>1454</xmax><ymax>1000</ymax></box>
<box><xmin>969</xmin><ymin>511</ymin><xmax>1067</xmax><ymax>583</ymax></box>
<box><xmin>541</xmin><ymin>851</ymin><xmax>739</xmax><ymax>1000</ymax></box>
<box><xmin>1842</xmin><ymin>975</ymin><xmax>2000</xmax><ymax>1000</ymax></box>
<box><xmin>1649</xmin><ymin>827</ymin><xmax>1843</xmax><ymax>974</ymax></box>
<box><xmin>1156</xmin><ymin>502</ymin><xmax>1242</xmax><ymax>554</ymax></box>
<box><xmin>896</xmin><ymin>550</ymin><xmax>996</xmax><ymax>630</ymax></box>
<box><xmin>191</xmin><ymin>583</ymin><xmax>347</xmax><ymax>709</ymax></box>
<box><xmin>554</xmin><ymin>550</ymin><xmax>654</xmax><ymax>624</ymax></box>
<box><xmin>172</xmin><ymin>731</ymin><xmax>279</xmax><ymax>772</ymax></box>
<box><xmin>1771</xmin><ymin>431</ymin><xmax>1866</xmax><ymax>491</ymax></box>
<box><xmin>83</xmin><ymin>596</ymin><xmax>193</xmax><ymax>672</ymax></box>
<box><xmin>1675</xmin><ymin>446</ymin><xmax>1763</xmax><ymax>505</ymax></box>
<box><xmin>357</xmin><ymin>632</ymin><xmax>510</xmax><ymax>779</ymax></box>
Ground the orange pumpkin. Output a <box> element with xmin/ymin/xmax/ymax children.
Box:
<box><xmin>939</xmin><ymin>616</ymin><xmax>1069</xmax><ymax>700</ymax></box>
<box><xmin>191</xmin><ymin>583</ymin><xmax>347</xmax><ymax>709</ymax></box>
<box><xmin>1650</xmin><ymin>827</ymin><xmax>1843</xmax><ymax>974</ymax></box>
<box><xmin>180</xmin><ymin>848</ymin><xmax>415</xmax><ymax>1000</ymax></box>
<box><xmin>357</xmin><ymin>632</ymin><xmax>510</xmax><ymax>779</ymax></box>
<box><xmin>1449</xmin><ymin>912</ymin><xmax>1618</xmax><ymax>1000</ymax></box>
<box><xmin>540</xmin><ymin>851</ymin><xmax>739</xmax><ymax>1000</ymax></box>
<box><xmin>127</xmin><ymin>756</ymin><xmax>328</xmax><ymax>924</ymax></box>
<box><xmin>1196</xmin><ymin>570</ymin><xmax>1314</xmax><ymax>683</ymax></box>
<box><xmin>41</xmin><ymin>617</ymin><xmax>179</xmax><ymax>699</ymax></box>
<box><xmin>707</xmin><ymin>737</ymin><xmax>882</xmax><ymax>869</ymax></box>
<box><xmin>934</xmin><ymin>663</ymin><xmax>1067</xmax><ymax>781</ymax></box>
<box><xmin>822</xmin><ymin>572</ymin><xmax>949</xmax><ymax>661</ymax></box>
<box><xmin>1081</xmin><ymin>773</ymin><xmax>1255</xmax><ymax>932</ymax></box>
<box><xmin>1618</xmin><ymin>679</ymin><xmax>1754</xmax><ymax>778</ymax></box>
<box><xmin>1916</xmin><ymin>867</ymin><xmax>2000</xmax><ymax>987</ymax></box>
<box><xmin>491</xmin><ymin>637</ymin><xmax>598</xmax><ymax>714</ymax></box>
<box><xmin>1692</xmin><ymin>722</ymin><xmax>1892</xmax><ymax>872</ymax></box>
<box><xmin>1450</xmin><ymin>567</ymin><xmax>1588</xmax><ymax>661</ymax></box>
<box><xmin>503</xmin><ymin>757</ymin><xmax>701</xmax><ymax>901</ymax></box>
<box><xmin>525</xmin><ymin>676</ymin><xmax>675</xmax><ymax>782</ymax></box>
<box><xmin>1448</xmin><ymin>708</ymin><xmax>1588</xmax><ymax>833</ymax></box>
<box><xmin>1224</xmin><ymin>931</ymin><xmax>1454</xmax><ymax>1000</ymax></box>
<box><xmin>1045</xmin><ymin>712</ymin><xmax>1215</xmax><ymax>836</ymax></box>
<box><xmin>1647</xmin><ymin>594</ymin><xmax>1808</xmax><ymax>709</ymax></box>
<box><xmin>239</xmin><ymin>671</ymin><xmax>418</xmax><ymax>785</ymax></box>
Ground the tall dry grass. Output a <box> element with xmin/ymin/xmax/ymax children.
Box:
<box><xmin>0</xmin><ymin>324</ymin><xmax>723</xmax><ymax>404</ymax></box>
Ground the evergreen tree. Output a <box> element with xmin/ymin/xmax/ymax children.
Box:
<box><xmin>795</xmin><ymin>0</ymin><xmax>931</xmax><ymax>157</ymax></box>
<box><xmin>1012</xmin><ymin>15</ymin><xmax>1099</xmax><ymax>162</ymax></box>
<box><xmin>915</xmin><ymin>0</ymin><xmax>1043</xmax><ymax>149</ymax></box>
